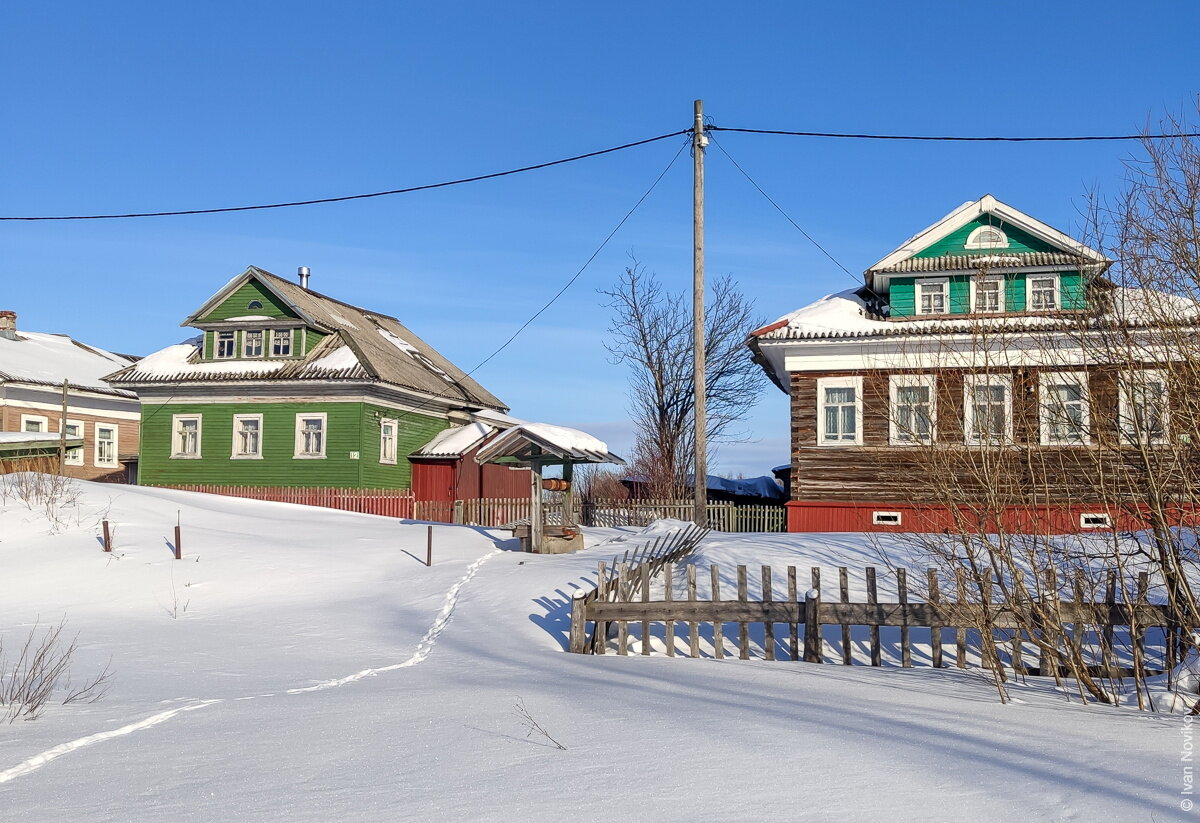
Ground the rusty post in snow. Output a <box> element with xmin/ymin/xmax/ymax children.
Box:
<box><xmin>174</xmin><ymin>511</ymin><xmax>182</xmax><ymax>560</ymax></box>
<box><xmin>102</xmin><ymin>520</ymin><xmax>111</xmax><ymax>552</ymax></box>
<box><xmin>426</xmin><ymin>525</ymin><xmax>433</xmax><ymax>567</ymax></box>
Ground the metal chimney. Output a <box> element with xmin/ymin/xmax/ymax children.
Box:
<box><xmin>298</xmin><ymin>266</ymin><xmax>310</xmax><ymax>290</ymax></box>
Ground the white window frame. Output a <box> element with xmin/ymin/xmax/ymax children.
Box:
<box><xmin>271</xmin><ymin>328</ymin><xmax>293</xmax><ymax>357</ymax></box>
<box><xmin>20</xmin><ymin>413</ymin><xmax>49</xmax><ymax>433</ymax></box>
<box><xmin>969</xmin><ymin>276</ymin><xmax>1005</xmax><ymax>314</ymax></box>
<box><xmin>1118</xmin><ymin>369</ymin><xmax>1169</xmax><ymax>445</ymax></box>
<box><xmin>1039</xmin><ymin>371</ymin><xmax>1091</xmax><ymax>446</ymax></box>
<box><xmin>817</xmin><ymin>376</ymin><xmax>864</xmax><ymax>447</ymax></box>
<box><xmin>294</xmin><ymin>412</ymin><xmax>327</xmax><ymax>459</ymax></box>
<box><xmin>231</xmin><ymin>413</ymin><xmax>264</xmax><ymax>459</ymax></box>
<box><xmin>94</xmin><ymin>423</ymin><xmax>118</xmax><ymax>468</ymax></box>
<box><xmin>916</xmin><ymin>277</ymin><xmax>950</xmax><ymax>316</ymax></box>
<box><xmin>1079</xmin><ymin>512</ymin><xmax>1113</xmax><ymax>530</ymax></box>
<box><xmin>242</xmin><ymin>329</ymin><xmax>264</xmax><ymax>358</ymax></box>
<box><xmin>61</xmin><ymin>419</ymin><xmax>84</xmax><ymax>466</ymax></box>
<box><xmin>889</xmin><ymin>375</ymin><xmax>937</xmax><ymax>445</ymax></box>
<box><xmin>171</xmin><ymin>414</ymin><xmax>203</xmax><ymax>459</ymax></box>
<box><xmin>872</xmin><ymin>511</ymin><xmax>903</xmax><ymax>526</ymax></box>
<box><xmin>215</xmin><ymin>331</ymin><xmax>236</xmax><ymax>359</ymax></box>
<box><xmin>963</xmin><ymin>374</ymin><xmax>1014</xmax><ymax>445</ymax></box>
<box><xmin>1026</xmin><ymin>274</ymin><xmax>1061</xmax><ymax>312</ymax></box>
<box><xmin>380</xmin><ymin>417</ymin><xmax>398</xmax><ymax>464</ymax></box>
<box><xmin>964</xmin><ymin>225</ymin><xmax>1009</xmax><ymax>250</ymax></box>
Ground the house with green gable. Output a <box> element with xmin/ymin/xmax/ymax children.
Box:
<box><xmin>744</xmin><ymin>194</ymin><xmax>1185</xmax><ymax>534</ymax></box>
<box><xmin>105</xmin><ymin>266</ymin><xmax>509</xmax><ymax>490</ymax></box>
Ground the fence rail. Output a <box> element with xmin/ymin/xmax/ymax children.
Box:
<box><xmin>570</xmin><ymin>563</ymin><xmax>1180</xmax><ymax>677</ymax></box>
<box><xmin>165</xmin><ymin>485</ymin><xmax>416</xmax><ymax>518</ymax></box>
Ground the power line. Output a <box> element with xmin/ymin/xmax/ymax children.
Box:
<box><xmin>708</xmin><ymin>125</ymin><xmax>1200</xmax><ymax>141</ymax></box>
<box><xmin>707</xmin><ymin>133</ymin><xmax>864</xmax><ymax>291</ymax></box>
<box><xmin>0</xmin><ymin>130</ymin><xmax>690</xmax><ymax>221</ymax></box>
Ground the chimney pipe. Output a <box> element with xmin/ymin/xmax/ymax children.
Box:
<box><xmin>0</xmin><ymin>311</ymin><xmax>16</xmax><ymax>341</ymax></box>
<box><xmin>298</xmin><ymin>266</ymin><xmax>310</xmax><ymax>290</ymax></box>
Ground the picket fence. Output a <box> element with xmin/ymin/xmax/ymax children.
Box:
<box><xmin>166</xmin><ymin>485</ymin><xmax>417</xmax><ymax>518</ymax></box>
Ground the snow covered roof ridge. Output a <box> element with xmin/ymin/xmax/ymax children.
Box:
<box><xmin>0</xmin><ymin>328</ymin><xmax>138</xmax><ymax>395</ymax></box>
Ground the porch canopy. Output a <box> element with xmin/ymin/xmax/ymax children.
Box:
<box><xmin>475</xmin><ymin>422</ymin><xmax>624</xmax><ymax>552</ymax></box>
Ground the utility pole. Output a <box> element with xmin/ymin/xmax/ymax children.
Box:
<box><xmin>692</xmin><ymin>99</ymin><xmax>708</xmax><ymax>528</ymax></box>
<box><xmin>58</xmin><ymin>380</ymin><xmax>68</xmax><ymax>473</ymax></box>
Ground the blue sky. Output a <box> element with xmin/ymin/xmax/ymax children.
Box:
<box><xmin>2</xmin><ymin>2</ymin><xmax>1197</xmax><ymax>476</ymax></box>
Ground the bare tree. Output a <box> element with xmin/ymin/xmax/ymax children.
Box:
<box><xmin>601</xmin><ymin>259</ymin><xmax>768</xmax><ymax>496</ymax></box>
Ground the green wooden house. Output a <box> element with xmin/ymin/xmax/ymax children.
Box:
<box><xmin>105</xmin><ymin>266</ymin><xmax>508</xmax><ymax>489</ymax></box>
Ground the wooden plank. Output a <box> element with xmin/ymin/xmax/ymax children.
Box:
<box><xmin>569</xmin><ymin>590</ymin><xmax>588</xmax><ymax>653</ymax></box>
<box><xmin>688</xmin><ymin>564</ymin><xmax>700</xmax><ymax>658</ymax></box>
<box><xmin>1135</xmin><ymin>572</ymin><xmax>1148</xmax><ymax>670</ymax></box>
<box><xmin>711</xmin><ymin>564</ymin><xmax>724</xmax><ymax>660</ymax></box>
<box><xmin>1039</xmin><ymin>568</ymin><xmax>1055</xmax><ymax>677</ymax></box>
<box><xmin>640</xmin><ymin>563</ymin><xmax>651</xmax><ymax>656</ymax></box>
<box><xmin>594</xmin><ymin>561</ymin><xmax>608</xmax><ymax>655</ymax></box>
<box><xmin>928</xmin><ymin>568</ymin><xmax>942</xmax><ymax>669</ymax></box>
<box><xmin>788</xmin><ymin>566</ymin><xmax>799</xmax><ymax>662</ymax></box>
<box><xmin>762</xmin><ymin>566</ymin><xmax>775</xmax><ymax>661</ymax></box>
<box><xmin>1070</xmin><ymin>570</ymin><xmax>1085</xmax><ymax>662</ymax></box>
<box><xmin>898</xmin><ymin>568</ymin><xmax>911</xmax><ymax>668</ymax></box>
<box><xmin>617</xmin><ymin>562</ymin><xmax>630</xmax><ymax>656</ymax></box>
<box><xmin>955</xmin><ymin>568</ymin><xmax>967</xmax><ymax>669</ymax></box>
<box><xmin>803</xmin><ymin>570</ymin><xmax>822</xmax><ymax>664</ymax></box>
<box><xmin>867</xmin><ymin>567</ymin><xmax>881</xmax><ymax>666</ymax></box>
<box><xmin>840</xmin><ymin>566</ymin><xmax>852</xmax><ymax>665</ymax></box>
<box><xmin>738</xmin><ymin>565</ymin><xmax>750</xmax><ymax>660</ymax></box>
<box><xmin>1102</xmin><ymin>570</ymin><xmax>1115</xmax><ymax>675</ymax></box>
<box><xmin>664</xmin><ymin>562</ymin><xmax>675</xmax><ymax>658</ymax></box>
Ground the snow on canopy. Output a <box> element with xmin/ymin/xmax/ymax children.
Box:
<box><xmin>0</xmin><ymin>330</ymin><xmax>136</xmax><ymax>395</ymax></box>
<box><xmin>475</xmin><ymin>420</ymin><xmax>623</xmax><ymax>465</ymax></box>
<box><xmin>412</xmin><ymin>422</ymin><xmax>494</xmax><ymax>457</ymax></box>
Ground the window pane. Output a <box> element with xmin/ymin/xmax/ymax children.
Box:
<box><xmin>824</xmin><ymin>405</ymin><xmax>839</xmax><ymax>439</ymax></box>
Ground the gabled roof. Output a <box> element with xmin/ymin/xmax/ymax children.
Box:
<box><xmin>866</xmin><ymin>195</ymin><xmax>1109</xmax><ymax>283</ymax></box>
<box><xmin>111</xmin><ymin>266</ymin><xmax>507</xmax><ymax>411</ymax></box>
<box><xmin>475</xmin><ymin>421</ymin><xmax>624</xmax><ymax>466</ymax></box>
<box><xmin>0</xmin><ymin>329</ymin><xmax>137</xmax><ymax>397</ymax></box>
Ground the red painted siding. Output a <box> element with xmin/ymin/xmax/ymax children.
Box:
<box><xmin>411</xmin><ymin>446</ymin><xmax>530</xmax><ymax>502</ymax></box>
<box><xmin>412</xmin><ymin>461</ymin><xmax>455</xmax><ymax>502</ymax></box>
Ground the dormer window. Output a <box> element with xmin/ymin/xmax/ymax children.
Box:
<box><xmin>215</xmin><ymin>331</ymin><xmax>236</xmax><ymax>359</ymax></box>
<box><xmin>1028</xmin><ymin>275</ymin><xmax>1060</xmax><ymax>311</ymax></box>
<box><xmin>917</xmin><ymin>279</ymin><xmax>948</xmax><ymax>315</ymax></box>
<box><xmin>965</xmin><ymin>225</ymin><xmax>1009</xmax><ymax>250</ymax></box>
<box><xmin>243</xmin><ymin>329</ymin><xmax>264</xmax><ymax>358</ymax></box>
<box><xmin>272</xmin><ymin>329</ymin><xmax>293</xmax><ymax>357</ymax></box>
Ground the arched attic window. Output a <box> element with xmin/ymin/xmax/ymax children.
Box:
<box><xmin>965</xmin><ymin>225</ymin><xmax>1009</xmax><ymax>250</ymax></box>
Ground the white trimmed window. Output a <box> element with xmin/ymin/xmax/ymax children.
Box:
<box><xmin>817</xmin><ymin>376</ymin><xmax>863</xmax><ymax>446</ymax></box>
<box><xmin>917</xmin><ymin>278</ymin><xmax>949</xmax><ymax>315</ymax></box>
<box><xmin>243</xmin><ymin>329</ymin><xmax>264</xmax><ymax>358</ymax></box>
<box><xmin>1040</xmin><ymin>372</ymin><xmax>1090</xmax><ymax>446</ymax></box>
<box><xmin>232</xmin><ymin>414</ymin><xmax>264</xmax><ymax>458</ymax></box>
<box><xmin>61</xmin><ymin>419</ymin><xmax>84</xmax><ymax>466</ymax></box>
<box><xmin>970</xmin><ymin>276</ymin><xmax>1004</xmax><ymax>313</ymax></box>
<box><xmin>272</xmin><ymin>329</ymin><xmax>293</xmax><ymax>357</ymax></box>
<box><xmin>95</xmin><ymin>424</ymin><xmax>117</xmax><ymax>467</ymax></box>
<box><xmin>1119</xmin><ymin>370</ymin><xmax>1168</xmax><ymax>445</ymax></box>
<box><xmin>295</xmin><ymin>413</ymin><xmax>327</xmax><ymax>458</ymax></box>
<box><xmin>20</xmin><ymin>414</ymin><xmax>48</xmax><ymax>433</ymax></box>
<box><xmin>215</xmin><ymin>331</ymin><xmax>236</xmax><ymax>359</ymax></box>
<box><xmin>964</xmin><ymin>375</ymin><xmax>1013</xmax><ymax>445</ymax></box>
<box><xmin>889</xmin><ymin>375</ymin><xmax>936</xmax><ymax>444</ymax></box>
<box><xmin>172</xmin><ymin>414</ymin><xmax>202</xmax><ymax>458</ymax></box>
<box><xmin>965</xmin><ymin>225</ymin><xmax>1009</xmax><ymax>250</ymax></box>
<box><xmin>380</xmin><ymin>418</ymin><xmax>398</xmax><ymax>464</ymax></box>
<box><xmin>1027</xmin><ymin>275</ymin><xmax>1060</xmax><ymax>311</ymax></box>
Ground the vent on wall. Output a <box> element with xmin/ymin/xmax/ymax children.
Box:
<box><xmin>872</xmin><ymin>511</ymin><xmax>902</xmax><ymax>526</ymax></box>
<box><xmin>1079</xmin><ymin>512</ymin><xmax>1112</xmax><ymax>529</ymax></box>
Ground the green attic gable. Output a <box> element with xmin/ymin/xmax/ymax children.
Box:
<box><xmin>200</xmin><ymin>277</ymin><xmax>301</xmax><ymax>321</ymax></box>
<box><xmin>914</xmin><ymin>216</ymin><xmax>1059</xmax><ymax>258</ymax></box>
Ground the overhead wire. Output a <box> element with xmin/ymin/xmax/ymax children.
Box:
<box><xmin>707</xmin><ymin>125</ymin><xmax>1200</xmax><ymax>142</ymax></box>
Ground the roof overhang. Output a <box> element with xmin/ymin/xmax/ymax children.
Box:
<box><xmin>475</xmin><ymin>424</ymin><xmax>625</xmax><ymax>467</ymax></box>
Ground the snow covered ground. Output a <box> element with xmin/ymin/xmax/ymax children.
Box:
<box><xmin>0</xmin><ymin>480</ymin><xmax>1184</xmax><ymax>821</ymax></box>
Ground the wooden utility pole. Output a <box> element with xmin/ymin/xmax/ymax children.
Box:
<box><xmin>58</xmin><ymin>380</ymin><xmax>68</xmax><ymax>472</ymax></box>
<box><xmin>692</xmin><ymin>99</ymin><xmax>708</xmax><ymax>527</ymax></box>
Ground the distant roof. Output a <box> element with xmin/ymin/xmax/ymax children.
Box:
<box><xmin>0</xmin><ymin>329</ymin><xmax>137</xmax><ymax>397</ymax></box>
<box><xmin>0</xmin><ymin>432</ymin><xmax>84</xmax><ymax>455</ymax></box>
<box><xmin>623</xmin><ymin>473</ymin><xmax>786</xmax><ymax>501</ymax></box>
<box><xmin>107</xmin><ymin>267</ymin><xmax>507</xmax><ymax>411</ymax></box>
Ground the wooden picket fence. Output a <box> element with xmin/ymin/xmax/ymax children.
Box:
<box><xmin>166</xmin><ymin>484</ymin><xmax>416</xmax><ymax>518</ymax></box>
<box><xmin>582</xmin><ymin>499</ymin><xmax>785</xmax><ymax>532</ymax></box>
<box><xmin>570</xmin><ymin>563</ymin><xmax>1181</xmax><ymax>677</ymax></box>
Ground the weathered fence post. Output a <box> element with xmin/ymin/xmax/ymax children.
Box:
<box><xmin>867</xmin><ymin>566</ymin><xmax>881</xmax><ymax>666</ymax></box>
<box><xmin>928</xmin><ymin>568</ymin><xmax>942</xmax><ymax>669</ymax></box>
<box><xmin>569</xmin><ymin>590</ymin><xmax>588</xmax><ymax>654</ymax></box>
<box><xmin>426</xmin><ymin>525</ymin><xmax>433</xmax><ymax>567</ymax></box>
<box><xmin>102</xmin><ymin>519</ymin><xmax>111</xmax><ymax>553</ymax></box>
<box><xmin>898</xmin><ymin>568</ymin><xmax>911</xmax><ymax>668</ymax></box>
<box><xmin>839</xmin><ymin>566</ymin><xmax>852</xmax><ymax>665</ymax></box>
<box><xmin>803</xmin><ymin>585</ymin><xmax>822</xmax><ymax>664</ymax></box>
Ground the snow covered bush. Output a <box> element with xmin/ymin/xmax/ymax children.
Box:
<box><xmin>0</xmin><ymin>620</ymin><xmax>112</xmax><ymax>722</ymax></box>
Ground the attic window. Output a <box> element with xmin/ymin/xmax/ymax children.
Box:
<box><xmin>965</xmin><ymin>225</ymin><xmax>1009</xmax><ymax>250</ymax></box>
<box><xmin>247</xmin><ymin>300</ymin><xmax>264</xmax><ymax>310</ymax></box>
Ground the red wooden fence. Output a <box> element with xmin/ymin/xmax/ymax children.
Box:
<box><xmin>164</xmin><ymin>485</ymin><xmax>416</xmax><ymax>518</ymax></box>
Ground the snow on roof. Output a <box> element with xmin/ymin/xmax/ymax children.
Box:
<box><xmin>475</xmin><ymin>421</ymin><xmax>624</xmax><ymax>465</ymax></box>
<box><xmin>306</xmin><ymin>344</ymin><xmax>360</xmax><ymax>372</ymax></box>
<box><xmin>125</xmin><ymin>341</ymin><xmax>289</xmax><ymax>379</ymax></box>
<box><xmin>0</xmin><ymin>432</ymin><xmax>76</xmax><ymax>445</ymax></box>
<box><xmin>0</xmin><ymin>330</ymin><xmax>137</xmax><ymax>395</ymax></box>
<box><xmin>412</xmin><ymin>422</ymin><xmax>496</xmax><ymax>457</ymax></box>
<box><xmin>222</xmin><ymin>315</ymin><xmax>275</xmax><ymax>322</ymax></box>
<box><xmin>751</xmin><ymin>286</ymin><xmax>1200</xmax><ymax>342</ymax></box>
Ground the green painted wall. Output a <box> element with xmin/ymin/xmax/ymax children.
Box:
<box><xmin>137</xmin><ymin>400</ymin><xmax>446</xmax><ymax>489</ymax></box>
<box><xmin>303</xmin><ymin>328</ymin><xmax>326</xmax><ymax>354</ymax></box>
<box><xmin>914</xmin><ymin>216</ymin><xmax>1057</xmax><ymax>258</ymax></box>
<box><xmin>200</xmin><ymin>279</ymin><xmax>299</xmax><ymax>321</ymax></box>
<box><xmin>889</xmin><ymin>271</ymin><xmax>1086</xmax><ymax>318</ymax></box>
